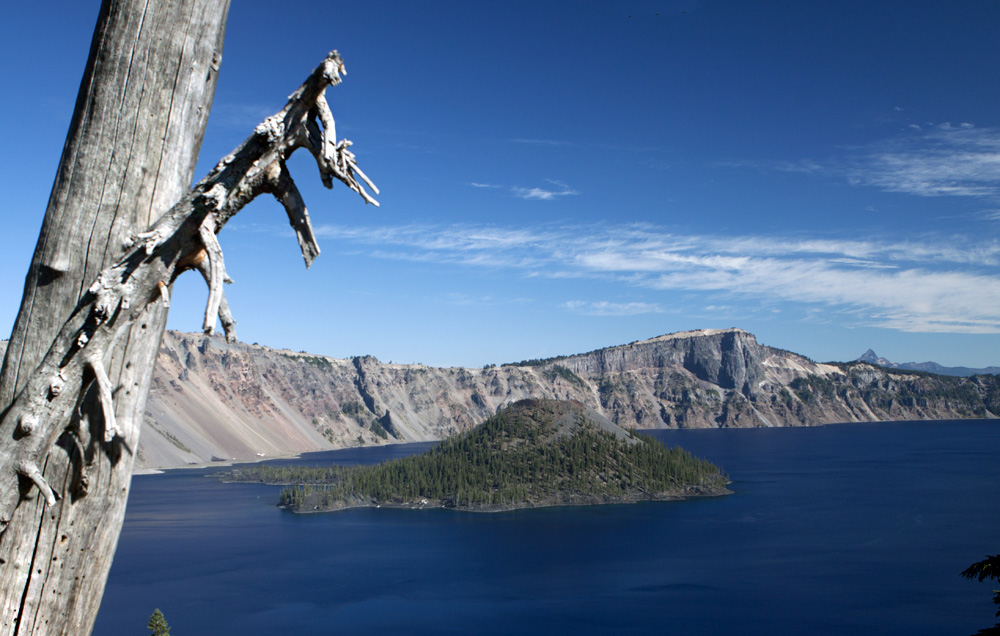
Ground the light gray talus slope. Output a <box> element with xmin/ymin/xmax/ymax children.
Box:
<box><xmin>2</xmin><ymin>328</ymin><xmax>997</xmax><ymax>470</ymax></box>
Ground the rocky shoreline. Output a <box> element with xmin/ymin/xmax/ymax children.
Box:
<box><xmin>262</xmin><ymin>399</ymin><xmax>732</xmax><ymax>515</ymax></box>
<box><xmin>282</xmin><ymin>484</ymin><xmax>731</xmax><ymax>515</ymax></box>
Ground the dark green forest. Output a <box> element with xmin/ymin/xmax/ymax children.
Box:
<box><xmin>225</xmin><ymin>400</ymin><xmax>729</xmax><ymax>512</ymax></box>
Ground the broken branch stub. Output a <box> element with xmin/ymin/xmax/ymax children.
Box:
<box><xmin>0</xmin><ymin>50</ymin><xmax>376</xmax><ymax>529</ymax></box>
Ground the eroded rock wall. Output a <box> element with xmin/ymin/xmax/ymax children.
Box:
<box><xmin>3</xmin><ymin>328</ymin><xmax>997</xmax><ymax>470</ymax></box>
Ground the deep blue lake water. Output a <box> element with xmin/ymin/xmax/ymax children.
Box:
<box><xmin>93</xmin><ymin>419</ymin><xmax>1000</xmax><ymax>635</ymax></box>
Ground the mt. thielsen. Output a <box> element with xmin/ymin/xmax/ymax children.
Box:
<box><xmin>855</xmin><ymin>348</ymin><xmax>1000</xmax><ymax>377</ymax></box>
<box><xmin>2</xmin><ymin>328</ymin><xmax>997</xmax><ymax>470</ymax></box>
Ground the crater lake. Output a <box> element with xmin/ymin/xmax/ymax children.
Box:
<box><xmin>94</xmin><ymin>419</ymin><xmax>1000</xmax><ymax>635</ymax></box>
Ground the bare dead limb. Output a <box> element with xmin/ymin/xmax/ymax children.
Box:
<box><xmin>193</xmin><ymin>255</ymin><xmax>238</xmax><ymax>343</ymax></box>
<box><xmin>0</xmin><ymin>51</ymin><xmax>376</xmax><ymax>532</ymax></box>
<box><xmin>270</xmin><ymin>160</ymin><xmax>321</xmax><ymax>267</ymax></box>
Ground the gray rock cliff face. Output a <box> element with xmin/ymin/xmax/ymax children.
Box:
<box><xmin>2</xmin><ymin>328</ymin><xmax>997</xmax><ymax>470</ymax></box>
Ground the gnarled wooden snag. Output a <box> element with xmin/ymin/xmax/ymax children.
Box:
<box><xmin>0</xmin><ymin>4</ymin><xmax>376</xmax><ymax>629</ymax></box>
<box><xmin>0</xmin><ymin>3</ymin><xmax>231</xmax><ymax>634</ymax></box>
<box><xmin>0</xmin><ymin>49</ymin><xmax>376</xmax><ymax>534</ymax></box>
<box><xmin>0</xmin><ymin>48</ymin><xmax>377</xmax><ymax>529</ymax></box>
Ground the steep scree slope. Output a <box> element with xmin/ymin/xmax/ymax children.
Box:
<box><xmin>2</xmin><ymin>328</ymin><xmax>997</xmax><ymax>470</ymax></box>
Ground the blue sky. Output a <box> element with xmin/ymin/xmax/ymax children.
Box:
<box><xmin>2</xmin><ymin>1</ymin><xmax>1000</xmax><ymax>368</ymax></box>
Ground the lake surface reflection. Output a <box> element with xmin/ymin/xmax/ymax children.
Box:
<box><xmin>94</xmin><ymin>419</ymin><xmax>1000</xmax><ymax>635</ymax></box>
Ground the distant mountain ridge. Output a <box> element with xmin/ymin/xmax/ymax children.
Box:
<box><xmin>856</xmin><ymin>349</ymin><xmax>1000</xmax><ymax>377</ymax></box>
<box><xmin>2</xmin><ymin>328</ymin><xmax>998</xmax><ymax>471</ymax></box>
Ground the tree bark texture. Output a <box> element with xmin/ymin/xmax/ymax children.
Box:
<box><xmin>0</xmin><ymin>8</ymin><xmax>377</xmax><ymax>634</ymax></box>
<box><xmin>0</xmin><ymin>1</ymin><xmax>230</xmax><ymax>633</ymax></box>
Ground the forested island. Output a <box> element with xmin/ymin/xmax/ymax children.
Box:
<box><xmin>223</xmin><ymin>399</ymin><xmax>730</xmax><ymax>512</ymax></box>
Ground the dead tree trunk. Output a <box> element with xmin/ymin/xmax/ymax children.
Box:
<box><xmin>0</xmin><ymin>1</ymin><xmax>229</xmax><ymax>633</ymax></box>
<box><xmin>0</xmin><ymin>3</ymin><xmax>377</xmax><ymax>634</ymax></box>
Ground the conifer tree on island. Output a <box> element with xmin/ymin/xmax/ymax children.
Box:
<box><xmin>0</xmin><ymin>1</ymin><xmax>377</xmax><ymax>634</ymax></box>
<box><xmin>145</xmin><ymin>609</ymin><xmax>171</xmax><ymax>636</ymax></box>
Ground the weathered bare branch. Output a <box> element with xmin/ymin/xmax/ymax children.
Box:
<box><xmin>84</xmin><ymin>351</ymin><xmax>120</xmax><ymax>443</ymax></box>
<box><xmin>268</xmin><ymin>160</ymin><xmax>320</xmax><ymax>267</ymax></box>
<box><xmin>193</xmin><ymin>258</ymin><xmax>238</xmax><ymax>343</ymax></box>
<box><xmin>198</xmin><ymin>218</ymin><xmax>228</xmax><ymax>335</ymax></box>
<box><xmin>17</xmin><ymin>462</ymin><xmax>57</xmax><ymax>507</ymax></box>
<box><xmin>0</xmin><ymin>50</ymin><xmax>376</xmax><ymax>530</ymax></box>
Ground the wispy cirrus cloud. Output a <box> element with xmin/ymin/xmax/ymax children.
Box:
<box><xmin>467</xmin><ymin>179</ymin><xmax>579</xmax><ymax>200</ymax></box>
<box><xmin>564</xmin><ymin>301</ymin><xmax>665</xmax><ymax>316</ymax></box>
<box><xmin>310</xmin><ymin>221</ymin><xmax>1000</xmax><ymax>334</ymax></box>
<box><xmin>511</xmin><ymin>180</ymin><xmax>579</xmax><ymax>200</ymax></box>
<box><xmin>845</xmin><ymin>123</ymin><xmax>1000</xmax><ymax>198</ymax></box>
<box><xmin>737</xmin><ymin>123</ymin><xmax>1000</xmax><ymax>200</ymax></box>
<box><xmin>509</xmin><ymin>138</ymin><xmax>578</xmax><ymax>147</ymax></box>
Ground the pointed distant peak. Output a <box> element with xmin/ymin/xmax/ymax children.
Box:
<box><xmin>855</xmin><ymin>349</ymin><xmax>899</xmax><ymax>368</ymax></box>
<box><xmin>857</xmin><ymin>348</ymin><xmax>880</xmax><ymax>363</ymax></box>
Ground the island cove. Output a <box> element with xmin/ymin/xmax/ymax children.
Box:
<box><xmin>222</xmin><ymin>399</ymin><xmax>731</xmax><ymax>513</ymax></box>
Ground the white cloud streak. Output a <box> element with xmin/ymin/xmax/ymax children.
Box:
<box><xmin>846</xmin><ymin>124</ymin><xmax>1000</xmax><ymax>198</ymax></box>
<box><xmin>468</xmin><ymin>179</ymin><xmax>579</xmax><ymax>201</ymax></box>
<box><xmin>511</xmin><ymin>185</ymin><xmax>579</xmax><ymax>200</ymax></box>
<box><xmin>743</xmin><ymin>124</ymin><xmax>1000</xmax><ymax>200</ymax></box>
<box><xmin>564</xmin><ymin>301</ymin><xmax>665</xmax><ymax>316</ymax></box>
<box><xmin>508</xmin><ymin>138</ymin><xmax>578</xmax><ymax>147</ymax></box>
<box><xmin>311</xmin><ymin>222</ymin><xmax>1000</xmax><ymax>334</ymax></box>
<box><xmin>744</xmin><ymin>124</ymin><xmax>1000</xmax><ymax>200</ymax></box>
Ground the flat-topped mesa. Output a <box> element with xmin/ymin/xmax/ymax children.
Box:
<box><xmin>632</xmin><ymin>327</ymin><xmax>754</xmax><ymax>346</ymax></box>
<box><xmin>555</xmin><ymin>327</ymin><xmax>767</xmax><ymax>395</ymax></box>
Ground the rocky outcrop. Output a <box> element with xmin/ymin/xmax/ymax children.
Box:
<box><xmin>2</xmin><ymin>328</ymin><xmax>997</xmax><ymax>470</ymax></box>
